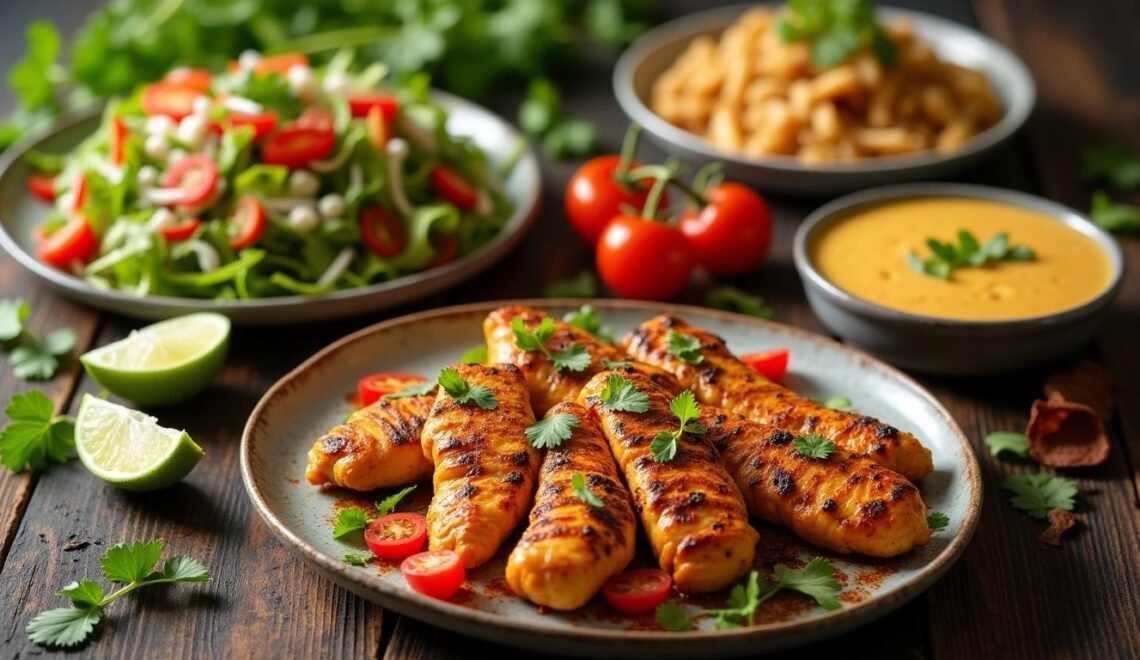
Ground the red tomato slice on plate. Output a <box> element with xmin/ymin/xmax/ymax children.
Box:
<box><xmin>161</xmin><ymin>218</ymin><xmax>201</xmax><ymax>242</ymax></box>
<box><xmin>602</xmin><ymin>568</ymin><xmax>673</xmax><ymax>614</ymax></box>
<box><xmin>262</xmin><ymin>127</ymin><xmax>336</xmax><ymax>168</ymax></box>
<box><xmin>161</xmin><ymin>154</ymin><xmax>219</xmax><ymax>207</ymax></box>
<box><xmin>142</xmin><ymin>82</ymin><xmax>200</xmax><ymax>120</ymax></box>
<box><xmin>26</xmin><ymin>173</ymin><xmax>56</xmax><ymax>203</ymax></box>
<box><xmin>357</xmin><ymin>372</ymin><xmax>427</xmax><ymax>407</ymax></box>
<box><xmin>741</xmin><ymin>348</ymin><xmax>789</xmax><ymax>382</ymax></box>
<box><xmin>37</xmin><ymin>217</ymin><xmax>98</xmax><ymax>268</ymax></box>
<box><xmin>229</xmin><ymin>196</ymin><xmax>266</xmax><ymax>250</ymax></box>
<box><xmin>348</xmin><ymin>93</ymin><xmax>399</xmax><ymax>120</ymax></box>
<box><xmin>430</xmin><ymin>166</ymin><xmax>479</xmax><ymax>210</ymax></box>
<box><xmin>365</xmin><ymin>513</ymin><xmax>427</xmax><ymax>561</ymax></box>
<box><xmin>358</xmin><ymin>207</ymin><xmax>407</xmax><ymax>258</ymax></box>
<box><xmin>401</xmin><ymin>550</ymin><xmax>466</xmax><ymax>600</ymax></box>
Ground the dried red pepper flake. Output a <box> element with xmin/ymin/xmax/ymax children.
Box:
<box><xmin>1039</xmin><ymin>508</ymin><xmax>1078</xmax><ymax>547</ymax></box>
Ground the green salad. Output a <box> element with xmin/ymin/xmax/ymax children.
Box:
<box><xmin>23</xmin><ymin>50</ymin><xmax>515</xmax><ymax>300</ymax></box>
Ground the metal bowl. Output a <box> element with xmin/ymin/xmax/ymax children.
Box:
<box><xmin>614</xmin><ymin>4</ymin><xmax>1036</xmax><ymax>195</ymax></box>
<box><xmin>792</xmin><ymin>183</ymin><xmax>1125</xmax><ymax>375</ymax></box>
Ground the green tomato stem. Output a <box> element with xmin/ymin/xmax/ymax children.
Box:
<box><xmin>638</xmin><ymin>163</ymin><xmax>676</xmax><ymax>221</ymax></box>
<box><xmin>614</xmin><ymin>124</ymin><xmax>643</xmax><ymax>188</ymax></box>
<box><xmin>627</xmin><ymin>164</ymin><xmax>708</xmax><ymax>211</ymax></box>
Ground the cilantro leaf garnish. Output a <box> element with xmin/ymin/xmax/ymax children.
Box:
<box><xmin>926</xmin><ymin>511</ymin><xmax>949</xmax><ymax>531</ymax></box>
<box><xmin>984</xmin><ymin>431</ymin><xmax>1030</xmax><ymax>459</ymax></box>
<box><xmin>459</xmin><ymin>344</ymin><xmax>487</xmax><ymax>365</ymax></box>
<box><xmin>511</xmin><ymin>317</ymin><xmax>592</xmax><ymax>373</ymax></box>
<box><xmin>792</xmin><ymin>433</ymin><xmax>836</xmax><ymax>460</ymax></box>
<box><xmin>650</xmin><ymin>391</ymin><xmax>706</xmax><ymax>463</ymax></box>
<box><xmin>667</xmin><ymin>332</ymin><xmax>703</xmax><ymax>365</ymax></box>
<box><xmin>0</xmin><ymin>390</ymin><xmax>75</xmax><ymax>472</ymax></box>
<box><xmin>1090</xmin><ymin>190</ymin><xmax>1140</xmax><ymax>233</ymax></box>
<box><xmin>571</xmin><ymin>472</ymin><xmax>604</xmax><ymax>508</ymax></box>
<box><xmin>0</xmin><ymin>298</ymin><xmax>30</xmax><ymax>342</ymax></box>
<box><xmin>817</xmin><ymin>395</ymin><xmax>852</xmax><ymax>411</ymax></box>
<box><xmin>1002</xmin><ymin>473</ymin><xmax>1078</xmax><ymax>520</ymax></box>
<box><xmin>26</xmin><ymin>539</ymin><xmax>209</xmax><ymax>648</ymax></box>
<box><xmin>1081</xmin><ymin>143</ymin><xmax>1140</xmax><ymax>189</ymax></box>
<box><xmin>705</xmin><ymin>286</ymin><xmax>774</xmax><ymax>320</ymax></box>
<box><xmin>376</xmin><ymin>485</ymin><xmax>417</xmax><ymax>516</ymax></box>
<box><xmin>772</xmin><ymin>558</ymin><xmax>843</xmax><ymax>611</ymax></box>
<box><xmin>525</xmin><ymin>413</ymin><xmax>579</xmax><ymax>449</ymax></box>
<box><xmin>655</xmin><ymin>602</ymin><xmax>696</xmax><ymax>631</ymax></box>
<box><xmin>543</xmin><ymin>270</ymin><xmax>597</xmax><ymax>298</ymax></box>
<box><xmin>599</xmin><ymin>374</ymin><xmax>650</xmax><ymax>413</ymax></box>
<box><xmin>777</xmin><ymin>0</ymin><xmax>896</xmax><ymax>68</ymax></box>
<box><xmin>907</xmin><ymin>229</ymin><xmax>1035</xmax><ymax>280</ymax></box>
<box><xmin>332</xmin><ymin>507</ymin><xmax>371</xmax><ymax>540</ymax></box>
<box><xmin>437</xmin><ymin>367</ymin><xmax>498</xmax><ymax>409</ymax></box>
<box><xmin>563</xmin><ymin>304</ymin><xmax>615</xmax><ymax>343</ymax></box>
<box><xmin>384</xmin><ymin>380</ymin><xmax>438</xmax><ymax>400</ymax></box>
<box><xmin>601</xmin><ymin>358</ymin><xmax>630</xmax><ymax>369</ymax></box>
<box><xmin>342</xmin><ymin>552</ymin><xmax>372</xmax><ymax>566</ymax></box>
<box><xmin>0</xmin><ymin>298</ymin><xmax>75</xmax><ymax>381</ymax></box>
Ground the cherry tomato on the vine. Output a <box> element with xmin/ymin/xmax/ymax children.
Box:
<box><xmin>596</xmin><ymin>216</ymin><xmax>694</xmax><ymax>301</ymax></box>
<box><xmin>565</xmin><ymin>155</ymin><xmax>663</xmax><ymax>247</ymax></box>
<box><xmin>679</xmin><ymin>182</ymin><xmax>772</xmax><ymax>277</ymax></box>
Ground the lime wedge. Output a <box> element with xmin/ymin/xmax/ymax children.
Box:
<box><xmin>76</xmin><ymin>394</ymin><xmax>204</xmax><ymax>491</ymax></box>
<box><xmin>80</xmin><ymin>313</ymin><xmax>230</xmax><ymax>407</ymax></box>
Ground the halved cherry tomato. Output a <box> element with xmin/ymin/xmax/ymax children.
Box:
<box><xmin>142</xmin><ymin>82</ymin><xmax>200</xmax><ymax>120</ymax></box>
<box><xmin>253</xmin><ymin>53</ymin><xmax>309</xmax><ymax>77</ymax></box>
<box><xmin>358</xmin><ymin>207</ymin><xmax>406</xmax><ymax>258</ymax></box>
<box><xmin>348</xmin><ymin>94</ymin><xmax>400</xmax><ymax>120</ymax></box>
<box><xmin>160</xmin><ymin>217</ymin><xmax>201</xmax><ymax>242</ymax></box>
<box><xmin>225</xmin><ymin>111</ymin><xmax>278</xmax><ymax>140</ymax></box>
<box><xmin>366</xmin><ymin>105</ymin><xmax>390</xmax><ymax>151</ymax></box>
<box><xmin>161</xmin><ymin>154</ymin><xmax>219</xmax><ymax>207</ymax></box>
<box><xmin>365</xmin><ymin>513</ymin><xmax>428</xmax><ymax>561</ymax></box>
<box><xmin>262</xmin><ymin>127</ymin><xmax>336</xmax><ymax>168</ymax></box>
<box><xmin>602</xmin><ymin>569</ymin><xmax>673</xmax><ymax>614</ymax></box>
<box><xmin>565</xmin><ymin>155</ymin><xmax>663</xmax><ymax>247</ymax></box>
<box><xmin>400</xmin><ymin>550</ymin><xmax>466</xmax><ymax>600</ymax></box>
<box><xmin>679</xmin><ymin>183</ymin><xmax>772</xmax><ymax>277</ymax></box>
<box><xmin>109</xmin><ymin>117</ymin><xmax>128</xmax><ymax>166</ymax></box>
<box><xmin>26</xmin><ymin>173</ymin><xmax>56</xmax><ymax>202</ymax></box>
<box><xmin>358</xmin><ymin>372</ymin><xmax>427</xmax><ymax>407</ymax></box>
<box><xmin>37</xmin><ymin>217</ymin><xmax>98</xmax><ymax>267</ymax></box>
<box><xmin>164</xmin><ymin>68</ymin><xmax>212</xmax><ymax>93</ymax></box>
<box><xmin>229</xmin><ymin>196</ymin><xmax>266</xmax><ymax>249</ymax></box>
<box><xmin>741</xmin><ymin>348</ymin><xmax>789</xmax><ymax>382</ymax></box>
<box><xmin>296</xmin><ymin>107</ymin><xmax>336</xmax><ymax>132</ymax></box>
<box><xmin>596</xmin><ymin>216</ymin><xmax>694</xmax><ymax>301</ymax></box>
<box><xmin>425</xmin><ymin>233</ymin><xmax>459</xmax><ymax>269</ymax></box>
<box><xmin>430</xmin><ymin>166</ymin><xmax>479</xmax><ymax>210</ymax></box>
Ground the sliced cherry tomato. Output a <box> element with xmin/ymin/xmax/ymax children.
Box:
<box><xmin>400</xmin><ymin>550</ymin><xmax>466</xmax><ymax>600</ymax></box>
<box><xmin>358</xmin><ymin>372</ymin><xmax>427</xmax><ymax>407</ymax></box>
<box><xmin>296</xmin><ymin>107</ymin><xmax>336</xmax><ymax>132</ymax></box>
<box><xmin>37</xmin><ymin>217</ymin><xmax>98</xmax><ymax>268</ymax></box>
<box><xmin>262</xmin><ymin>127</ymin><xmax>336</xmax><ymax>168</ymax></box>
<box><xmin>164</xmin><ymin>68</ymin><xmax>212</xmax><ymax>93</ymax></box>
<box><xmin>252</xmin><ymin>53</ymin><xmax>309</xmax><ymax>77</ymax></box>
<box><xmin>71</xmin><ymin>173</ymin><xmax>88</xmax><ymax>213</ymax></box>
<box><xmin>565</xmin><ymin>155</ymin><xmax>663</xmax><ymax>247</ymax></box>
<box><xmin>366</xmin><ymin>105</ymin><xmax>390</xmax><ymax>151</ymax></box>
<box><xmin>26</xmin><ymin>173</ymin><xmax>56</xmax><ymax>203</ymax></box>
<box><xmin>160</xmin><ymin>217</ymin><xmax>201</xmax><ymax>242</ymax></box>
<box><xmin>431</xmin><ymin>166</ymin><xmax>479</xmax><ymax>210</ymax></box>
<box><xmin>229</xmin><ymin>196</ymin><xmax>266</xmax><ymax>249</ymax></box>
<box><xmin>596</xmin><ymin>216</ymin><xmax>694</xmax><ymax>301</ymax></box>
<box><xmin>109</xmin><ymin>117</ymin><xmax>128</xmax><ymax>166</ymax></box>
<box><xmin>358</xmin><ymin>207</ymin><xmax>407</xmax><ymax>258</ymax></box>
<box><xmin>425</xmin><ymin>233</ymin><xmax>459</xmax><ymax>269</ymax></box>
<box><xmin>348</xmin><ymin>94</ymin><xmax>400</xmax><ymax>120</ymax></box>
<box><xmin>679</xmin><ymin>183</ymin><xmax>773</xmax><ymax>277</ymax></box>
<box><xmin>365</xmin><ymin>513</ymin><xmax>428</xmax><ymax>561</ymax></box>
<box><xmin>142</xmin><ymin>82</ymin><xmax>200</xmax><ymax>120</ymax></box>
<box><xmin>741</xmin><ymin>348</ymin><xmax>789</xmax><ymax>382</ymax></box>
<box><xmin>225</xmin><ymin>111</ymin><xmax>278</xmax><ymax>140</ymax></box>
<box><xmin>161</xmin><ymin>154</ymin><xmax>219</xmax><ymax>207</ymax></box>
<box><xmin>602</xmin><ymin>569</ymin><xmax>673</xmax><ymax>614</ymax></box>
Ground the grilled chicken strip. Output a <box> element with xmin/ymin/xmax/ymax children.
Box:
<box><xmin>485</xmin><ymin>305</ymin><xmax>680</xmax><ymax>416</ymax></box>
<box><xmin>623</xmin><ymin>315</ymin><xmax>934</xmax><ymax>481</ymax></box>
<box><xmin>506</xmin><ymin>402</ymin><xmax>637</xmax><ymax>610</ymax></box>
<box><xmin>306</xmin><ymin>394</ymin><xmax>435</xmax><ymax>491</ymax></box>
<box><xmin>703</xmin><ymin>408</ymin><xmax>931</xmax><ymax>556</ymax></box>
<box><xmin>421</xmin><ymin>363</ymin><xmax>539</xmax><ymax>568</ymax></box>
<box><xmin>578</xmin><ymin>369</ymin><xmax>757</xmax><ymax>593</ymax></box>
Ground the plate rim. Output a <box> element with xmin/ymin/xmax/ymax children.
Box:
<box><xmin>0</xmin><ymin>91</ymin><xmax>542</xmax><ymax>321</ymax></box>
<box><xmin>240</xmin><ymin>298</ymin><xmax>983</xmax><ymax>650</ymax></box>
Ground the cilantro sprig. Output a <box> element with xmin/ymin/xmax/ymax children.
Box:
<box><xmin>655</xmin><ymin>603</ymin><xmax>696</xmax><ymax>631</ymax></box>
<box><xmin>705</xmin><ymin>286</ymin><xmax>774</xmax><ymax>320</ymax></box>
<box><xmin>437</xmin><ymin>367</ymin><xmax>498</xmax><ymax>409</ymax></box>
<box><xmin>511</xmin><ymin>317</ymin><xmax>592</xmax><ymax>373</ymax></box>
<box><xmin>333</xmin><ymin>507</ymin><xmax>371</xmax><ymax>540</ymax></box>
<box><xmin>1082</xmin><ymin>143</ymin><xmax>1140</xmax><ymax>190</ymax></box>
<box><xmin>907</xmin><ymin>230</ymin><xmax>1035</xmax><ymax>280</ymax></box>
<box><xmin>667</xmin><ymin>332</ymin><xmax>703</xmax><ymax>365</ymax></box>
<box><xmin>817</xmin><ymin>395</ymin><xmax>852</xmax><ymax>411</ymax></box>
<box><xmin>571</xmin><ymin>472</ymin><xmax>604</xmax><ymax>507</ymax></box>
<box><xmin>385</xmin><ymin>380</ymin><xmax>438</xmax><ymax>400</ymax></box>
<box><xmin>926</xmin><ymin>511</ymin><xmax>949</xmax><ymax>531</ymax></box>
<box><xmin>25</xmin><ymin>539</ymin><xmax>209</xmax><ymax>648</ymax></box>
<box><xmin>650</xmin><ymin>391</ymin><xmax>706</xmax><ymax>462</ymax></box>
<box><xmin>777</xmin><ymin>0</ymin><xmax>897</xmax><ymax>68</ymax></box>
<box><xmin>519</xmin><ymin>78</ymin><xmax>597</xmax><ymax>159</ymax></box>
<box><xmin>984</xmin><ymin>431</ymin><xmax>1030</xmax><ymax>459</ymax></box>
<box><xmin>459</xmin><ymin>345</ymin><xmax>488</xmax><ymax>365</ymax></box>
<box><xmin>1002</xmin><ymin>473</ymin><xmax>1078</xmax><ymax>520</ymax></box>
<box><xmin>376</xmin><ymin>485</ymin><xmax>417</xmax><ymax>516</ymax></box>
<box><xmin>544</xmin><ymin>270</ymin><xmax>598</xmax><ymax>298</ymax></box>
<box><xmin>0</xmin><ymin>390</ymin><xmax>75</xmax><ymax>473</ymax></box>
<box><xmin>792</xmin><ymin>433</ymin><xmax>836</xmax><ymax>460</ymax></box>
<box><xmin>563</xmin><ymin>305</ymin><xmax>616</xmax><ymax>344</ymax></box>
<box><xmin>1090</xmin><ymin>190</ymin><xmax>1140</xmax><ymax>233</ymax></box>
<box><xmin>1</xmin><ymin>297</ymin><xmax>76</xmax><ymax>380</ymax></box>
<box><xmin>525</xmin><ymin>413</ymin><xmax>580</xmax><ymax>449</ymax></box>
<box><xmin>598</xmin><ymin>374</ymin><xmax>650</xmax><ymax>413</ymax></box>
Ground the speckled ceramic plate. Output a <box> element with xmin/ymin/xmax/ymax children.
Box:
<box><xmin>241</xmin><ymin>300</ymin><xmax>981</xmax><ymax>657</ymax></box>
<box><xmin>0</xmin><ymin>92</ymin><xmax>540</xmax><ymax>324</ymax></box>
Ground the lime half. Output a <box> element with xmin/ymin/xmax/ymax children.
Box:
<box><xmin>76</xmin><ymin>394</ymin><xmax>204</xmax><ymax>491</ymax></box>
<box><xmin>80</xmin><ymin>313</ymin><xmax>230</xmax><ymax>407</ymax></box>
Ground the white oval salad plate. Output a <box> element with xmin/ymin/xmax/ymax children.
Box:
<box><xmin>0</xmin><ymin>93</ymin><xmax>541</xmax><ymax>325</ymax></box>
<box><xmin>241</xmin><ymin>300</ymin><xmax>981</xmax><ymax>657</ymax></box>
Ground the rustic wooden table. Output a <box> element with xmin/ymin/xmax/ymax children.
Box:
<box><xmin>2</xmin><ymin>0</ymin><xmax>1138</xmax><ymax>657</ymax></box>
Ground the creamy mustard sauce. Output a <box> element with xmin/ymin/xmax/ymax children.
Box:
<box><xmin>810</xmin><ymin>197</ymin><xmax>1113</xmax><ymax>321</ymax></box>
